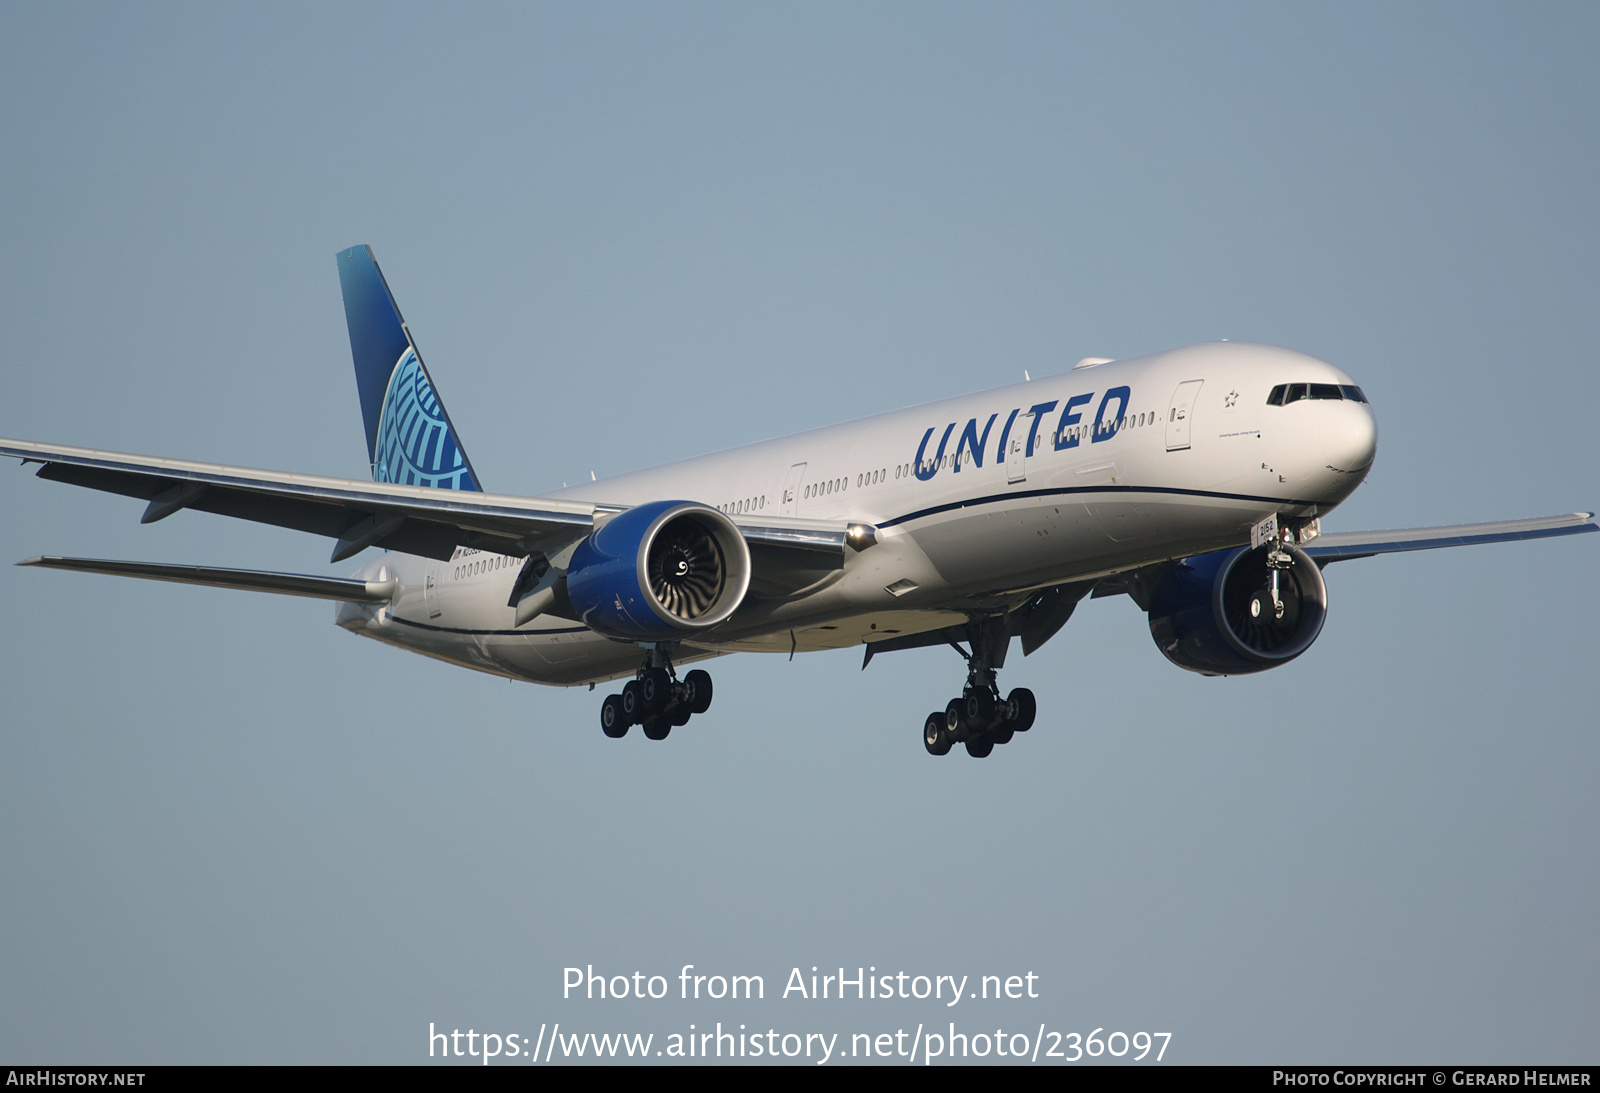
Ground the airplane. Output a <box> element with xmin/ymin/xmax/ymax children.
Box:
<box><xmin>5</xmin><ymin>246</ymin><xmax>1595</xmax><ymax>757</ymax></box>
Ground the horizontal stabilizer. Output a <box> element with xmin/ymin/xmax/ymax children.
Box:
<box><xmin>18</xmin><ymin>556</ymin><xmax>397</xmax><ymax>603</ymax></box>
<box><xmin>1307</xmin><ymin>512</ymin><xmax>1597</xmax><ymax>563</ymax></box>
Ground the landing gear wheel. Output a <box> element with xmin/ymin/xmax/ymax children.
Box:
<box><xmin>640</xmin><ymin>668</ymin><xmax>672</xmax><ymax>712</ymax></box>
<box><xmin>919</xmin><ymin>615</ymin><xmax>1037</xmax><ymax>756</ymax></box>
<box><xmin>1249</xmin><ymin>590</ymin><xmax>1269</xmax><ymax>622</ymax></box>
<box><xmin>600</xmin><ymin>694</ymin><xmax>629</xmax><ymax>738</ymax></box>
<box><xmin>1005</xmin><ymin>687</ymin><xmax>1036</xmax><ymax>732</ymax></box>
<box><xmin>669</xmin><ymin>704</ymin><xmax>692</xmax><ymax>727</ymax></box>
<box><xmin>621</xmin><ymin>680</ymin><xmax>645</xmax><ymax>723</ymax></box>
<box><xmin>682</xmin><ymin>669</ymin><xmax>713</xmax><ymax>715</ymax></box>
<box><xmin>964</xmin><ymin>689</ymin><xmax>997</xmax><ymax>729</ymax></box>
<box><xmin>641</xmin><ymin>717</ymin><xmax>671</xmax><ymax>741</ymax></box>
<box><xmin>1249</xmin><ymin>588</ymin><xmax>1288</xmax><ymax>624</ymax></box>
<box><xmin>945</xmin><ymin>697</ymin><xmax>971</xmax><ymax>741</ymax></box>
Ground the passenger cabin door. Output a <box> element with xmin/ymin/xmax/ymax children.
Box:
<box><xmin>1166</xmin><ymin>380</ymin><xmax>1204</xmax><ymax>451</ymax></box>
<box><xmin>780</xmin><ymin>462</ymin><xmax>808</xmax><ymax>516</ymax></box>
<box><xmin>1007</xmin><ymin>413</ymin><xmax>1032</xmax><ymax>483</ymax></box>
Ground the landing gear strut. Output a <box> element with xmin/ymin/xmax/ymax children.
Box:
<box><xmin>1248</xmin><ymin>526</ymin><xmax>1299</xmax><ymax>624</ymax></box>
<box><xmin>922</xmin><ymin>615</ymin><xmax>1036</xmax><ymax>759</ymax></box>
<box><xmin>598</xmin><ymin>642</ymin><xmax>713</xmax><ymax>741</ymax></box>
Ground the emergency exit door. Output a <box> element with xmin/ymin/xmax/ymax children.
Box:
<box><xmin>423</xmin><ymin>561</ymin><xmax>442</xmax><ymax>619</ymax></box>
<box><xmin>780</xmin><ymin>462</ymin><xmax>808</xmax><ymax>515</ymax></box>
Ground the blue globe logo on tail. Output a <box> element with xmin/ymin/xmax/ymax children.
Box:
<box><xmin>373</xmin><ymin>348</ymin><xmax>479</xmax><ymax>490</ymax></box>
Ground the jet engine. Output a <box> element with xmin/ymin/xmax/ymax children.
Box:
<box><xmin>1146</xmin><ymin>544</ymin><xmax>1327</xmax><ymax>675</ymax></box>
<box><xmin>566</xmin><ymin>500</ymin><xmax>752</xmax><ymax>642</ymax></box>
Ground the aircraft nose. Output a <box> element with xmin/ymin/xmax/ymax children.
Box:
<box><xmin>1322</xmin><ymin>402</ymin><xmax>1378</xmax><ymax>476</ymax></box>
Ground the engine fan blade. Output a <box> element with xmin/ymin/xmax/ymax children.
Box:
<box><xmin>648</xmin><ymin>520</ymin><xmax>726</xmax><ymax>620</ymax></box>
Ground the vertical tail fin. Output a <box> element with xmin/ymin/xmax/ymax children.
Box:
<box><xmin>336</xmin><ymin>245</ymin><xmax>482</xmax><ymax>491</ymax></box>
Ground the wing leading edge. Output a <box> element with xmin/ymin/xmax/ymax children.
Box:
<box><xmin>18</xmin><ymin>556</ymin><xmax>397</xmax><ymax>602</ymax></box>
<box><xmin>1305</xmin><ymin>512</ymin><xmax>1597</xmax><ymax>563</ymax></box>
<box><xmin>1</xmin><ymin>436</ymin><xmax>592</xmax><ymax>562</ymax></box>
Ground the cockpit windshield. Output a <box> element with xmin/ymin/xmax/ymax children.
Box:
<box><xmin>1266</xmin><ymin>383</ymin><xmax>1367</xmax><ymax>406</ymax></box>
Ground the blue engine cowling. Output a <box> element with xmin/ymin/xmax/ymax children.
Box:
<box><xmin>566</xmin><ymin>500</ymin><xmax>752</xmax><ymax>642</ymax></box>
<box><xmin>1147</xmin><ymin>544</ymin><xmax>1328</xmax><ymax>675</ymax></box>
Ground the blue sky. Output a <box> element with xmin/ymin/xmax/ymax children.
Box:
<box><xmin>2</xmin><ymin>2</ymin><xmax>1596</xmax><ymax>1064</ymax></box>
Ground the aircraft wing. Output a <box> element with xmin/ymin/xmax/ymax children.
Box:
<box><xmin>17</xmin><ymin>556</ymin><xmax>398</xmax><ymax>602</ymax></box>
<box><xmin>1</xmin><ymin>438</ymin><xmax>848</xmax><ymax>563</ymax></box>
<box><xmin>1305</xmin><ymin>512</ymin><xmax>1597</xmax><ymax>563</ymax></box>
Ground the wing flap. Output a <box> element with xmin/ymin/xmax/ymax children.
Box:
<box><xmin>731</xmin><ymin>517</ymin><xmax>847</xmax><ymax>553</ymax></box>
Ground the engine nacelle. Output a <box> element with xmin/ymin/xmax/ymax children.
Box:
<box><xmin>566</xmin><ymin>500</ymin><xmax>752</xmax><ymax>642</ymax></box>
<box><xmin>1147</xmin><ymin>544</ymin><xmax>1328</xmax><ymax>675</ymax></box>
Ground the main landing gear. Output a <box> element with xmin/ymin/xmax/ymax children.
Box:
<box><xmin>921</xmin><ymin>616</ymin><xmax>1036</xmax><ymax>759</ymax></box>
<box><xmin>598</xmin><ymin>644</ymin><xmax>712</xmax><ymax>741</ymax></box>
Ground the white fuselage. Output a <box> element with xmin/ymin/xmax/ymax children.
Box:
<box><xmin>337</xmin><ymin>342</ymin><xmax>1378</xmax><ymax>685</ymax></box>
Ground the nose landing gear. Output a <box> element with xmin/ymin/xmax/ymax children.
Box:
<box><xmin>598</xmin><ymin>643</ymin><xmax>713</xmax><ymax>740</ymax></box>
<box><xmin>921</xmin><ymin>616</ymin><xmax>1036</xmax><ymax>759</ymax></box>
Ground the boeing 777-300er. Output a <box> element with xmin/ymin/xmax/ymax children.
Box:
<box><xmin>5</xmin><ymin>246</ymin><xmax>1595</xmax><ymax>757</ymax></box>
